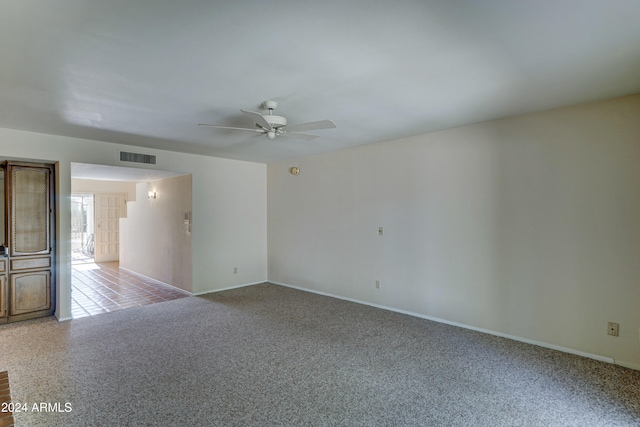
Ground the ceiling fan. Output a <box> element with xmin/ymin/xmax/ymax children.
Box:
<box><xmin>199</xmin><ymin>100</ymin><xmax>336</xmax><ymax>140</ymax></box>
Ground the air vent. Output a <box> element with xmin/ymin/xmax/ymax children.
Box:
<box><xmin>119</xmin><ymin>151</ymin><xmax>156</xmax><ymax>165</ymax></box>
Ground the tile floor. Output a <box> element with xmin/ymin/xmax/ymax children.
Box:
<box><xmin>71</xmin><ymin>261</ymin><xmax>190</xmax><ymax>319</ymax></box>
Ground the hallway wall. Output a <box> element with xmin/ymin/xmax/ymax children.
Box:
<box><xmin>120</xmin><ymin>175</ymin><xmax>193</xmax><ymax>292</ymax></box>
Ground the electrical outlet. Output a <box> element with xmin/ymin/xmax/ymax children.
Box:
<box><xmin>233</xmin><ymin>267</ymin><xmax>238</xmax><ymax>274</ymax></box>
<box><xmin>607</xmin><ymin>322</ymin><xmax>619</xmax><ymax>337</ymax></box>
<box><xmin>375</xmin><ymin>280</ymin><xmax>381</xmax><ymax>289</ymax></box>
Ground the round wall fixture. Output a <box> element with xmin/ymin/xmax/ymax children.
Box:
<box><xmin>290</xmin><ymin>167</ymin><xmax>300</xmax><ymax>175</ymax></box>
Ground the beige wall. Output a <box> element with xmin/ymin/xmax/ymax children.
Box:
<box><xmin>120</xmin><ymin>175</ymin><xmax>193</xmax><ymax>292</ymax></box>
<box><xmin>267</xmin><ymin>95</ymin><xmax>640</xmax><ymax>369</ymax></box>
<box><xmin>0</xmin><ymin>128</ymin><xmax>268</xmax><ymax>321</ymax></box>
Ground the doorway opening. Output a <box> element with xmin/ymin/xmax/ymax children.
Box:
<box><xmin>69</xmin><ymin>163</ymin><xmax>192</xmax><ymax>320</ymax></box>
<box><xmin>70</xmin><ymin>190</ymin><xmax>190</xmax><ymax>318</ymax></box>
<box><xmin>71</xmin><ymin>194</ymin><xmax>94</xmax><ymax>264</ymax></box>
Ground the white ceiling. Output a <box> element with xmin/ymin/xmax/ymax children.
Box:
<box><xmin>2</xmin><ymin>1</ymin><xmax>640</xmax><ymax>164</ymax></box>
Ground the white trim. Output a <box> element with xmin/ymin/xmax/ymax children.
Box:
<box><xmin>270</xmin><ymin>281</ymin><xmax>624</xmax><ymax>368</ymax></box>
<box><xmin>56</xmin><ymin>315</ymin><xmax>72</xmax><ymax>322</ymax></box>
<box><xmin>192</xmin><ymin>281</ymin><xmax>265</xmax><ymax>296</ymax></box>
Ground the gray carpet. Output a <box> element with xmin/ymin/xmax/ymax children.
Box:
<box><xmin>1</xmin><ymin>283</ymin><xmax>639</xmax><ymax>426</ymax></box>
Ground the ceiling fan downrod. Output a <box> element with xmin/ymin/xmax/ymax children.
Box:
<box><xmin>262</xmin><ymin>100</ymin><xmax>278</xmax><ymax>114</ymax></box>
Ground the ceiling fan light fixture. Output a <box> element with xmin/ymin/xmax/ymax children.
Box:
<box><xmin>267</xmin><ymin>130</ymin><xmax>276</xmax><ymax>139</ymax></box>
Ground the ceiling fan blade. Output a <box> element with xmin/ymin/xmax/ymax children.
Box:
<box><xmin>284</xmin><ymin>120</ymin><xmax>336</xmax><ymax>133</ymax></box>
<box><xmin>198</xmin><ymin>124</ymin><xmax>265</xmax><ymax>133</ymax></box>
<box><xmin>240</xmin><ymin>109</ymin><xmax>273</xmax><ymax>130</ymax></box>
<box><xmin>281</xmin><ymin>132</ymin><xmax>319</xmax><ymax>141</ymax></box>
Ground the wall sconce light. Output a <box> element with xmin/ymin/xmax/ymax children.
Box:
<box><xmin>148</xmin><ymin>191</ymin><xmax>157</xmax><ymax>199</ymax></box>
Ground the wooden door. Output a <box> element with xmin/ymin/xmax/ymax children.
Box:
<box><xmin>94</xmin><ymin>193</ymin><xmax>126</xmax><ymax>263</ymax></box>
<box><xmin>4</xmin><ymin>161</ymin><xmax>55</xmax><ymax>322</ymax></box>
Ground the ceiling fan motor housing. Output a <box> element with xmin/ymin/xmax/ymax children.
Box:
<box><xmin>266</xmin><ymin>115</ymin><xmax>287</xmax><ymax>129</ymax></box>
<box><xmin>261</xmin><ymin>101</ymin><xmax>287</xmax><ymax>129</ymax></box>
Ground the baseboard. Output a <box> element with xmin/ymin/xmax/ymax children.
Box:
<box><xmin>270</xmin><ymin>280</ymin><xmax>629</xmax><ymax>369</ymax></box>
<box><xmin>192</xmin><ymin>281</ymin><xmax>266</xmax><ymax>296</ymax></box>
<box><xmin>118</xmin><ymin>266</ymin><xmax>191</xmax><ymax>295</ymax></box>
<box><xmin>614</xmin><ymin>360</ymin><xmax>640</xmax><ymax>371</ymax></box>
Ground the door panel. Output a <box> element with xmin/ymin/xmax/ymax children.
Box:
<box><xmin>10</xmin><ymin>256</ymin><xmax>51</xmax><ymax>271</ymax></box>
<box><xmin>94</xmin><ymin>194</ymin><xmax>126</xmax><ymax>263</ymax></box>
<box><xmin>10</xmin><ymin>166</ymin><xmax>50</xmax><ymax>256</ymax></box>
<box><xmin>9</xmin><ymin>271</ymin><xmax>51</xmax><ymax>316</ymax></box>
